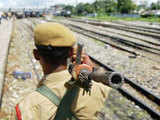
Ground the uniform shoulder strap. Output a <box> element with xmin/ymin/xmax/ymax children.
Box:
<box><xmin>36</xmin><ymin>85</ymin><xmax>60</xmax><ymax>106</ymax></box>
<box><xmin>36</xmin><ymin>85</ymin><xmax>78</xmax><ymax>120</ymax></box>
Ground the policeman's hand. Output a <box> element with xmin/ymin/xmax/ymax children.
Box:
<box><xmin>71</xmin><ymin>46</ymin><xmax>94</xmax><ymax>68</ymax></box>
<box><xmin>70</xmin><ymin>46</ymin><xmax>94</xmax><ymax>82</ymax></box>
<box><xmin>70</xmin><ymin>46</ymin><xmax>93</xmax><ymax>94</ymax></box>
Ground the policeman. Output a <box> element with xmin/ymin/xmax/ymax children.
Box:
<box><xmin>10</xmin><ymin>22</ymin><xmax>111</xmax><ymax>120</ymax></box>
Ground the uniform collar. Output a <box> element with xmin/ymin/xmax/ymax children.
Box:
<box><xmin>41</xmin><ymin>70</ymin><xmax>71</xmax><ymax>88</ymax></box>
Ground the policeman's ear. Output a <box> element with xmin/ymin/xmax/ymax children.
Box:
<box><xmin>33</xmin><ymin>49</ymin><xmax>40</xmax><ymax>60</ymax></box>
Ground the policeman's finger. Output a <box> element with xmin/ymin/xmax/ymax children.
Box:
<box><xmin>72</xmin><ymin>55</ymin><xmax>85</xmax><ymax>62</ymax></box>
<box><xmin>72</xmin><ymin>55</ymin><xmax>76</xmax><ymax>59</ymax></box>
<box><xmin>73</xmin><ymin>46</ymin><xmax>85</xmax><ymax>55</ymax></box>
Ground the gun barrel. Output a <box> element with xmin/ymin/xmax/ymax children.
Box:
<box><xmin>76</xmin><ymin>43</ymin><xmax>83</xmax><ymax>65</ymax></box>
<box><xmin>88</xmin><ymin>69</ymin><xmax>124</xmax><ymax>89</ymax></box>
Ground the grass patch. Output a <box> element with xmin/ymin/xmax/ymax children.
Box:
<box><xmin>74</xmin><ymin>15</ymin><xmax>160</xmax><ymax>23</ymax></box>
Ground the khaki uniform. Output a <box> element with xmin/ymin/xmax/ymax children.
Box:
<box><xmin>11</xmin><ymin>70</ymin><xmax>111</xmax><ymax>120</ymax></box>
<box><xmin>10</xmin><ymin>23</ymin><xmax>111</xmax><ymax>120</ymax></box>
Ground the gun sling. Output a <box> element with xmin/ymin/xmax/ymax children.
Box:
<box><xmin>36</xmin><ymin>85</ymin><xmax>79</xmax><ymax>120</ymax></box>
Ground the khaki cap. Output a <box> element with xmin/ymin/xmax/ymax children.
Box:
<box><xmin>34</xmin><ymin>22</ymin><xmax>76</xmax><ymax>47</ymax></box>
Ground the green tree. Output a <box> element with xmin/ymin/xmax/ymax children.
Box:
<box><xmin>75</xmin><ymin>3</ymin><xmax>86</xmax><ymax>15</ymax></box>
<box><xmin>104</xmin><ymin>0</ymin><xmax>117</xmax><ymax>13</ymax></box>
<box><xmin>64</xmin><ymin>5</ymin><xmax>75</xmax><ymax>13</ymax></box>
<box><xmin>117</xmin><ymin>0</ymin><xmax>136</xmax><ymax>13</ymax></box>
<box><xmin>64</xmin><ymin>5</ymin><xmax>74</xmax><ymax>12</ymax></box>
<box><xmin>83</xmin><ymin>3</ymin><xmax>95</xmax><ymax>14</ymax></box>
<box><xmin>92</xmin><ymin>0</ymin><xmax>106</xmax><ymax>13</ymax></box>
<box><xmin>75</xmin><ymin>3</ymin><xmax>95</xmax><ymax>15</ymax></box>
<box><xmin>150</xmin><ymin>1</ymin><xmax>160</xmax><ymax>10</ymax></box>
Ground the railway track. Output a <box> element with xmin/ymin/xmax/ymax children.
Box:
<box><xmin>64</xmin><ymin>19</ymin><xmax>160</xmax><ymax>50</ymax></box>
<box><xmin>68</xmin><ymin>23</ymin><xmax>160</xmax><ymax>54</ymax></box>
<box><xmin>88</xmin><ymin>18</ymin><xmax>160</xmax><ymax>34</ymax></box>
<box><xmin>58</xmin><ymin>20</ymin><xmax>160</xmax><ymax>63</ymax></box>
<box><xmin>89</xmin><ymin>55</ymin><xmax>160</xmax><ymax>119</ymax></box>
<box><xmin>50</xmin><ymin>18</ymin><xmax>160</xmax><ymax>50</ymax></box>
<box><xmin>69</xmin><ymin>18</ymin><xmax>160</xmax><ymax>39</ymax></box>
<box><xmin>76</xmin><ymin>18</ymin><xmax>160</xmax><ymax>32</ymax></box>
<box><xmin>77</xmin><ymin>21</ymin><xmax>160</xmax><ymax>46</ymax></box>
<box><xmin>112</xmin><ymin>21</ymin><xmax>160</xmax><ymax>32</ymax></box>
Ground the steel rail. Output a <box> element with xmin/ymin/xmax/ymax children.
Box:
<box><xmin>76</xmin><ymin>20</ymin><xmax>160</xmax><ymax>46</ymax></box>
<box><xmin>67</xmin><ymin>24</ymin><xmax>160</xmax><ymax>63</ymax></box>
<box><xmin>69</xmin><ymin>24</ymin><xmax>160</xmax><ymax>54</ymax></box>
<box><xmin>73</xmin><ymin>18</ymin><xmax>160</xmax><ymax>32</ymax></box>
<box><xmin>119</xmin><ymin>88</ymin><xmax>160</xmax><ymax>119</ymax></box>
<box><xmin>68</xmin><ymin>19</ymin><xmax>160</xmax><ymax>39</ymax></box>
<box><xmin>112</xmin><ymin>21</ymin><xmax>160</xmax><ymax>32</ymax></box>
<box><xmin>48</xmin><ymin>19</ymin><xmax>160</xmax><ymax>50</ymax></box>
<box><xmin>71</xmin><ymin>26</ymin><xmax>138</xmax><ymax>56</ymax></box>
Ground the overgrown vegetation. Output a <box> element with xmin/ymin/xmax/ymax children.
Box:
<box><xmin>62</xmin><ymin>0</ymin><xmax>160</xmax><ymax>22</ymax></box>
<box><xmin>150</xmin><ymin>1</ymin><xmax>160</xmax><ymax>10</ymax></box>
<box><xmin>63</xmin><ymin>0</ymin><xmax>159</xmax><ymax>15</ymax></box>
<box><xmin>65</xmin><ymin>0</ymin><xmax>137</xmax><ymax>15</ymax></box>
<box><xmin>88</xmin><ymin>15</ymin><xmax>160</xmax><ymax>22</ymax></box>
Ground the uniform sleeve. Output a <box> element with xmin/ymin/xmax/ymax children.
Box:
<box><xmin>9</xmin><ymin>92</ymin><xmax>42</xmax><ymax>120</ymax></box>
<box><xmin>18</xmin><ymin>95</ymin><xmax>42</xmax><ymax>120</ymax></box>
<box><xmin>9</xmin><ymin>102</ymin><xmax>35</xmax><ymax>120</ymax></box>
<box><xmin>10</xmin><ymin>90</ymin><xmax>58</xmax><ymax>120</ymax></box>
<box><xmin>73</xmin><ymin>82</ymin><xmax>111</xmax><ymax>120</ymax></box>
